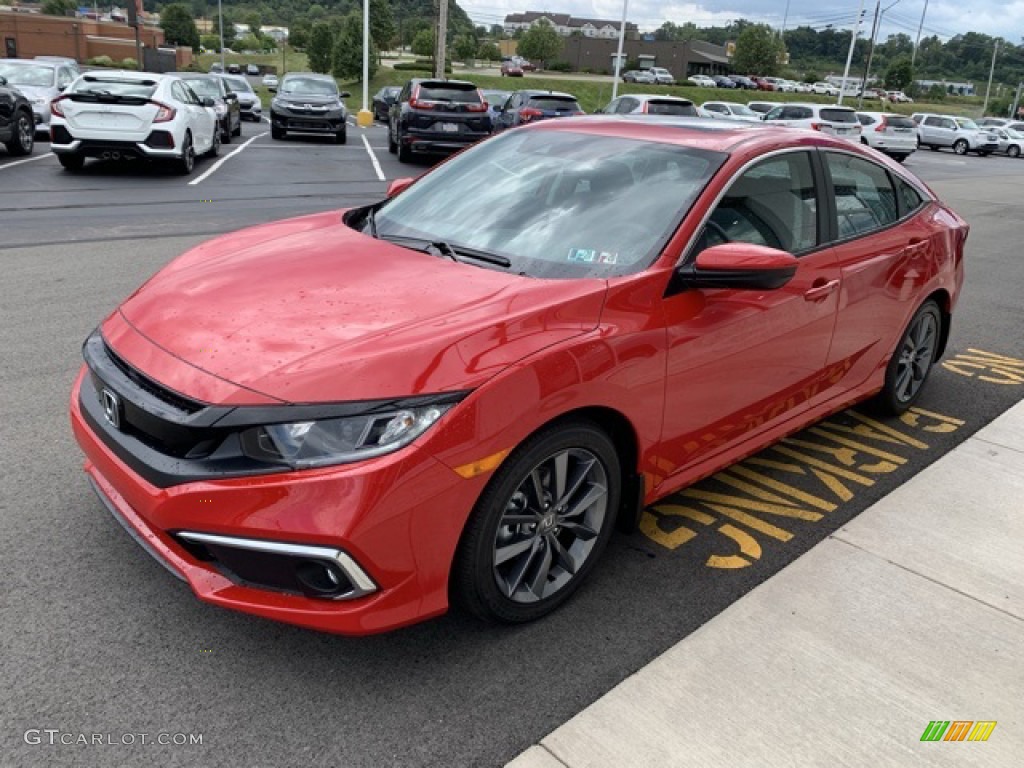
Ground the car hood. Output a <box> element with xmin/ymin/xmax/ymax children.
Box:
<box><xmin>12</xmin><ymin>84</ymin><xmax>56</xmax><ymax>102</ymax></box>
<box><xmin>276</xmin><ymin>94</ymin><xmax>341</xmax><ymax>106</ymax></box>
<box><xmin>113</xmin><ymin>211</ymin><xmax>607</xmax><ymax>404</ymax></box>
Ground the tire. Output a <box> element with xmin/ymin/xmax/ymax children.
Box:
<box><xmin>928</xmin><ymin>143</ymin><xmax>938</xmax><ymax>151</ymax></box>
<box><xmin>58</xmin><ymin>153</ymin><xmax>84</xmax><ymax>171</ymax></box>
<box><xmin>397</xmin><ymin>131</ymin><xmax>412</xmax><ymax>163</ymax></box>
<box><xmin>953</xmin><ymin>139</ymin><xmax>968</xmax><ymax>155</ymax></box>
<box><xmin>336</xmin><ymin>124</ymin><xmax>347</xmax><ymax>144</ymax></box>
<box><xmin>387</xmin><ymin>126</ymin><xmax>397</xmax><ymax>154</ymax></box>
<box><xmin>271</xmin><ymin>124</ymin><xmax>285</xmax><ymax>140</ymax></box>
<box><xmin>206</xmin><ymin>128</ymin><xmax>220</xmax><ymax>158</ymax></box>
<box><xmin>176</xmin><ymin>133</ymin><xmax>195</xmax><ymax>175</ymax></box>
<box><xmin>233</xmin><ymin>118</ymin><xmax>242</xmax><ymax>137</ymax></box>
<box><xmin>452</xmin><ymin>420</ymin><xmax>621</xmax><ymax>624</ymax></box>
<box><xmin>221</xmin><ymin>118</ymin><xmax>232</xmax><ymax>145</ymax></box>
<box><xmin>4</xmin><ymin>110</ymin><xmax>34</xmax><ymax>156</ymax></box>
<box><xmin>892</xmin><ymin>154</ymin><xmax>908</xmax><ymax>163</ymax></box>
<box><xmin>1009</xmin><ymin>145</ymin><xmax>1021</xmax><ymax>158</ymax></box>
<box><xmin>875</xmin><ymin>300</ymin><xmax>942</xmax><ymax>415</ymax></box>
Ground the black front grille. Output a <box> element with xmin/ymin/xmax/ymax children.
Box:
<box><xmin>103</xmin><ymin>343</ymin><xmax>202</xmax><ymax>414</ymax></box>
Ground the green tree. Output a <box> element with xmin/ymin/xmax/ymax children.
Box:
<box><xmin>926</xmin><ymin>83</ymin><xmax>946</xmax><ymax>101</ymax></box>
<box><xmin>308</xmin><ymin>22</ymin><xmax>334</xmax><ymax>73</ymax></box>
<box><xmin>160</xmin><ymin>4</ymin><xmax>200</xmax><ymax>50</ymax></box>
<box><xmin>200</xmin><ymin>34</ymin><xmax>221</xmax><ymax>52</ymax></box>
<box><xmin>489</xmin><ymin>24</ymin><xmax>504</xmax><ymax>38</ymax></box>
<box><xmin>517</xmin><ymin>19</ymin><xmax>561</xmax><ymax>66</ymax></box>
<box><xmin>245</xmin><ymin>12</ymin><xmax>263</xmax><ymax>39</ymax></box>
<box><xmin>332</xmin><ymin>12</ymin><xmax>379</xmax><ymax>81</ymax></box>
<box><xmin>411</xmin><ymin>29</ymin><xmax>434</xmax><ymax>58</ymax></box>
<box><xmin>732</xmin><ymin>23</ymin><xmax>784</xmax><ymax>77</ymax></box>
<box><xmin>41</xmin><ymin>0</ymin><xmax>74</xmax><ymax>16</ymax></box>
<box><xmin>453</xmin><ymin>34</ymin><xmax>477</xmax><ymax>62</ymax></box>
<box><xmin>236</xmin><ymin>35</ymin><xmax>263</xmax><ymax>52</ymax></box>
<box><xmin>477</xmin><ymin>41</ymin><xmax>501</xmax><ymax>61</ymax></box>
<box><xmin>884</xmin><ymin>56</ymin><xmax>914</xmax><ymax>90</ymax></box>
<box><xmin>370</xmin><ymin>0</ymin><xmax>396</xmax><ymax>52</ymax></box>
<box><xmin>289</xmin><ymin>20</ymin><xmax>311</xmax><ymax>50</ymax></box>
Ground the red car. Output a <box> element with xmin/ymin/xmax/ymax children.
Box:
<box><xmin>500</xmin><ymin>61</ymin><xmax>524</xmax><ymax>77</ymax></box>
<box><xmin>71</xmin><ymin>118</ymin><xmax>967</xmax><ymax>635</ymax></box>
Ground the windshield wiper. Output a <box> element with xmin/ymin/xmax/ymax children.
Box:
<box><xmin>376</xmin><ymin>234</ymin><xmax>511</xmax><ymax>268</ymax></box>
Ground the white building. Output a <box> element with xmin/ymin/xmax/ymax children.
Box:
<box><xmin>503</xmin><ymin>11</ymin><xmax>637</xmax><ymax>39</ymax></box>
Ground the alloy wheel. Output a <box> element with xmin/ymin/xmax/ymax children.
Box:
<box><xmin>18</xmin><ymin>115</ymin><xmax>33</xmax><ymax>152</ymax></box>
<box><xmin>894</xmin><ymin>310</ymin><xmax>938</xmax><ymax>403</ymax></box>
<box><xmin>491</xmin><ymin>448</ymin><xmax>609</xmax><ymax>603</ymax></box>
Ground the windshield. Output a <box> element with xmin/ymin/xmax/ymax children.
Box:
<box><xmin>1006</xmin><ymin>128</ymin><xmax>1024</xmax><ymax>139</ymax></box>
<box><xmin>281</xmin><ymin>77</ymin><xmax>338</xmax><ymax>96</ymax></box>
<box><xmin>223</xmin><ymin>76</ymin><xmax>252</xmax><ymax>93</ymax></box>
<box><xmin>373</xmin><ymin>130</ymin><xmax>724</xmax><ymax>279</ymax></box>
<box><xmin>820</xmin><ymin>108</ymin><xmax>858</xmax><ymax>124</ymax></box>
<box><xmin>181</xmin><ymin>78</ymin><xmax>220</xmax><ymax>99</ymax></box>
<box><xmin>0</xmin><ymin>63</ymin><xmax>55</xmax><ymax>87</ymax></box>
<box><xmin>527</xmin><ymin>96</ymin><xmax>578</xmax><ymax>111</ymax></box>
<box><xmin>646</xmin><ymin>100</ymin><xmax>696</xmax><ymax>116</ymax></box>
<box><xmin>955</xmin><ymin>118</ymin><xmax>979</xmax><ymax>130</ymax></box>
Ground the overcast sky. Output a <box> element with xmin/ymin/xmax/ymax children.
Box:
<box><xmin>461</xmin><ymin>1</ymin><xmax>1021</xmax><ymax>44</ymax></box>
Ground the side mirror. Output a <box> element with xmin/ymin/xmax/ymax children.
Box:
<box><xmin>340</xmin><ymin>91</ymin><xmax>351</xmax><ymax>98</ymax></box>
<box><xmin>386</xmin><ymin>177</ymin><xmax>415</xmax><ymax>197</ymax></box>
<box><xmin>675</xmin><ymin>243</ymin><xmax>798</xmax><ymax>291</ymax></box>
<box><xmin>202</xmin><ymin>97</ymin><xmax>216</xmax><ymax>108</ymax></box>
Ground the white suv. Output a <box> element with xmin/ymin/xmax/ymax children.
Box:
<box><xmin>856</xmin><ymin>111</ymin><xmax>917</xmax><ymax>162</ymax></box>
<box><xmin>648</xmin><ymin>67</ymin><xmax>676</xmax><ymax>85</ymax></box>
<box><xmin>50</xmin><ymin>70</ymin><xmax>219</xmax><ymax>174</ymax></box>
<box><xmin>913</xmin><ymin>113</ymin><xmax>1000</xmax><ymax>156</ymax></box>
<box><xmin>762</xmin><ymin>103</ymin><xmax>862</xmax><ymax>141</ymax></box>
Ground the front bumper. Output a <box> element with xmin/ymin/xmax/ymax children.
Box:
<box><xmin>69</xmin><ymin>366</ymin><xmax>484</xmax><ymax>635</ymax></box>
<box><xmin>239</xmin><ymin>101</ymin><xmax>262</xmax><ymax>119</ymax></box>
<box><xmin>271</xmin><ymin>109</ymin><xmax>346</xmax><ymax>134</ymax></box>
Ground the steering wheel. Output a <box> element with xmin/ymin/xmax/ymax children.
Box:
<box><xmin>704</xmin><ymin>219</ymin><xmax>732</xmax><ymax>245</ymax></box>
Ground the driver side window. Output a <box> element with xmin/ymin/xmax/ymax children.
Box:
<box><xmin>697</xmin><ymin>152</ymin><xmax>819</xmax><ymax>256</ymax></box>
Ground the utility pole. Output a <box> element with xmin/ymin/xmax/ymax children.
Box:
<box><xmin>982</xmin><ymin>39</ymin><xmax>999</xmax><ymax>116</ymax></box>
<box><xmin>838</xmin><ymin>0</ymin><xmax>865</xmax><ymax>105</ymax></box>
<box><xmin>218</xmin><ymin>0</ymin><xmax>225</xmax><ymax>72</ymax></box>
<box><xmin>1011</xmin><ymin>81</ymin><xmax>1023</xmax><ymax>120</ymax></box>
<box><xmin>779</xmin><ymin>0</ymin><xmax>791</xmax><ymax>40</ymax></box>
<box><xmin>611</xmin><ymin>0</ymin><xmax>628</xmax><ymax>100</ymax></box>
<box><xmin>911</xmin><ymin>0</ymin><xmax>928</xmax><ymax>67</ymax></box>
<box><xmin>857</xmin><ymin>0</ymin><xmax>881</xmax><ymax>108</ymax></box>
<box><xmin>435</xmin><ymin>0</ymin><xmax>448</xmax><ymax>79</ymax></box>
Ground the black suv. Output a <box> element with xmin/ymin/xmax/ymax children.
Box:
<box><xmin>388</xmin><ymin>79</ymin><xmax>492</xmax><ymax>163</ymax></box>
<box><xmin>0</xmin><ymin>74</ymin><xmax>35</xmax><ymax>157</ymax></box>
<box><xmin>270</xmin><ymin>72</ymin><xmax>351</xmax><ymax>144</ymax></box>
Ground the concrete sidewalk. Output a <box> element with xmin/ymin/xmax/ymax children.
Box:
<box><xmin>509</xmin><ymin>401</ymin><xmax>1024</xmax><ymax>768</ymax></box>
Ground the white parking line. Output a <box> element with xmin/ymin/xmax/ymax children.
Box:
<box><xmin>0</xmin><ymin>152</ymin><xmax>54</xmax><ymax>171</ymax></box>
<box><xmin>361</xmin><ymin>134</ymin><xmax>385</xmax><ymax>181</ymax></box>
<box><xmin>188</xmin><ymin>131</ymin><xmax>268</xmax><ymax>186</ymax></box>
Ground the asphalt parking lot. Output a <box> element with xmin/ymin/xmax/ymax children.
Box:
<box><xmin>2</xmin><ymin>128</ymin><xmax>1023</xmax><ymax>767</ymax></box>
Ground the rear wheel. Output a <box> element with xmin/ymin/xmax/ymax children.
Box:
<box><xmin>58</xmin><ymin>153</ymin><xmax>84</xmax><ymax>171</ymax></box>
<box><xmin>232</xmin><ymin>118</ymin><xmax>242</xmax><ymax>137</ymax></box>
<box><xmin>387</xmin><ymin>125</ymin><xmax>397</xmax><ymax>154</ymax></box>
<box><xmin>397</xmin><ymin>131</ymin><xmax>412</xmax><ymax>162</ymax></box>
<box><xmin>452</xmin><ymin>420</ymin><xmax>621</xmax><ymax>624</ymax></box>
<box><xmin>1009</xmin><ymin>145</ymin><xmax>1021</xmax><ymax>158</ymax></box>
<box><xmin>953</xmin><ymin>139</ymin><xmax>969</xmax><ymax>155</ymax></box>
<box><xmin>875</xmin><ymin>300</ymin><xmax>942</xmax><ymax>415</ymax></box>
<box><xmin>4</xmin><ymin>110</ymin><xmax>34</xmax><ymax>156</ymax></box>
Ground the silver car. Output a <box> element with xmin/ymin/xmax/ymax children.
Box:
<box><xmin>914</xmin><ymin>113</ymin><xmax>999</xmax><ymax>156</ymax></box>
<box><xmin>598</xmin><ymin>94</ymin><xmax>699</xmax><ymax>116</ymax></box>
<box><xmin>0</xmin><ymin>58</ymin><xmax>78</xmax><ymax>134</ymax></box>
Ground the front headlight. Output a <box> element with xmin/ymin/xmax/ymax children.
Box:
<box><xmin>240</xmin><ymin>404</ymin><xmax>453</xmax><ymax>468</ymax></box>
<box><xmin>215</xmin><ymin>103</ymin><xmax>227</xmax><ymax>116</ymax></box>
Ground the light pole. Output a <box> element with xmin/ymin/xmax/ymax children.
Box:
<box><xmin>838</xmin><ymin>0</ymin><xmax>865</xmax><ymax>105</ymax></box>
<box><xmin>858</xmin><ymin>0</ymin><xmax>904</xmax><ymax>108</ymax></box>
<box><xmin>356</xmin><ymin>0</ymin><xmax>372</xmax><ymax>127</ymax></box>
<box><xmin>611</xmin><ymin>0</ymin><xmax>628</xmax><ymax>100</ymax></box>
<box><xmin>911</xmin><ymin>0</ymin><xmax>928</xmax><ymax>67</ymax></box>
<box><xmin>218</xmin><ymin>0</ymin><xmax>225</xmax><ymax>72</ymax></box>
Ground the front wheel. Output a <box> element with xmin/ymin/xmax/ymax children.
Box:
<box><xmin>1009</xmin><ymin>144</ymin><xmax>1021</xmax><ymax>158</ymax></box>
<box><xmin>271</xmin><ymin>124</ymin><xmax>285</xmax><ymax>140</ymax></box>
<box><xmin>875</xmin><ymin>300</ymin><xmax>942</xmax><ymax>415</ymax></box>
<box><xmin>336</xmin><ymin>124</ymin><xmax>347</xmax><ymax>145</ymax></box>
<box><xmin>452</xmin><ymin>421</ymin><xmax>621</xmax><ymax>624</ymax></box>
<box><xmin>953</xmin><ymin>139</ymin><xmax>969</xmax><ymax>155</ymax></box>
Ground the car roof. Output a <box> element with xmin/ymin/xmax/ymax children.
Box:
<box><xmin>518</xmin><ymin>89</ymin><xmax>575</xmax><ymax>98</ymax></box>
<box><xmin>282</xmin><ymin>71</ymin><xmax>333</xmax><ymax>80</ymax></box>
<box><xmin>627</xmin><ymin>94</ymin><xmax>694</xmax><ymax>103</ymax></box>
<box><xmin>80</xmin><ymin>70</ymin><xmax>165</xmax><ymax>82</ymax></box>
<box><xmin>409</xmin><ymin>78</ymin><xmax>477</xmax><ymax>87</ymax></box>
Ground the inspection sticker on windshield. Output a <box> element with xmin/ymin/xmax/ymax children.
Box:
<box><xmin>598</xmin><ymin>251</ymin><xmax>618</xmax><ymax>264</ymax></box>
<box><xmin>568</xmin><ymin>248</ymin><xmax>597</xmax><ymax>262</ymax></box>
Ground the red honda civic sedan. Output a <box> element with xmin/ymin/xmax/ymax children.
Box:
<box><xmin>70</xmin><ymin>117</ymin><xmax>967</xmax><ymax>635</ymax></box>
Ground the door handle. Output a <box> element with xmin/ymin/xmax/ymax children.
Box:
<box><xmin>905</xmin><ymin>238</ymin><xmax>929</xmax><ymax>253</ymax></box>
<box><xmin>804</xmin><ymin>279</ymin><xmax>840</xmax><ymax>302</ymax></box>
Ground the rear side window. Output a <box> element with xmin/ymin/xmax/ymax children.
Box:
<box><xmin>526</xmin><ymin>96</ymin><xmax>579</xmax><ymax>111</ymax></box>
<box><xmin>895</xmin><ymin>176</ymin><xmax>925</xmax><ymax>216</ymax></box>
<box><xmin>820</xmin><ymin>108</ymin><xmax>857</xmax><ymax>124</ymax></box>
<box><xmin>418</xmin><ymin>84</ymin><xmax>481</xmax><ymax>103</ymax></box>
<box><xmin>886</xmin><ymin>115</ymin><xmax>916</xmax><ymax>129</ymax></box>
<box><xmin>646</xmin><ymin>100</ymin><xmax>696</xmax><ymax>116</ymax></box>
<box><xmin>826</xmin><ymin>153</ymin><xmax>898</xmax><ymax>238</ymax></box>
<box><xmin>856</xmin><ymin>114</ymin><xmax>874</xmax><ymax>126</ymax></box>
